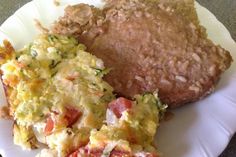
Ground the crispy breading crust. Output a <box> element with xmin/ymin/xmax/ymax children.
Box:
<box><xmin>51</xmin><ymin>0</ymin><xmax>233</xmax><ymax>108</ymax></box>
<box><xmin>52</xmin><ymin>0</ymin><xmax>231</xmax><ymax>107</ymax></box>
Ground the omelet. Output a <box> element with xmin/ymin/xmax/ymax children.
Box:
<box><xmin>0</xmin><ymin>34</ymin><xmax>167</xmax><ymax>157</ymax></box>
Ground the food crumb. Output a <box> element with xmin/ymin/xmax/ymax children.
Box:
<box><xmin>0</xmin><ymin>106</ymin><xmax>11</xmax><ymax>119</ymax></box>
<box><xmin>53</xmin><ymin>0</ymin><xmax>60</xmax><ymax>6</ymax></box>
<box><xmin>34</xmin><ymin>19</ymin><xmax>49</xmax><ymax>33</ymax></box>
<box><xmin>163</xmin><ymin>111</ymin><xmax>174</xmax><ymax>121</ymax></box>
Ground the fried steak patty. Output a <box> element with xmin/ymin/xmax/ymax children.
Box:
<box><xmin>52</xmin><ymin>0</ymin><xmax>232</xmax><ymax>108</ymax></box>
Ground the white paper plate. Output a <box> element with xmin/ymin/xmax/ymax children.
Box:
<box><xmin>0</xmin><ymin>0</ymin><xmax>236</xmax><ymax>157</ymax></box>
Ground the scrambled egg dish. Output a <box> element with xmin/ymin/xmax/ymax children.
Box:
<box><xmin>0</xmin><ymin>34</ymin><xmax>166</xmax><ymax>157</ymax></box>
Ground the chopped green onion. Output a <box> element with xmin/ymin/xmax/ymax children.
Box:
<box><xmin>49</xmin><ymin>60</ymin><xmax>61</xmax><ymax>69</ymax></box>
<box><xmin>48</xmin><ymin>35</ymin><xmax>59</xmax><ymax>43</ymax></box>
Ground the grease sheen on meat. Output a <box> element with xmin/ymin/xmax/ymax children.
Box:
<box><xmin>52</xmin><ymin>0</ymin><xmax>232</xmax><ymax>108</ymax></box>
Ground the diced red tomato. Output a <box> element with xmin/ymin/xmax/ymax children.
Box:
<box><xmin>108</xmin><ymin>97</ymin><xmax>132</xmax><ymax>118</ymax></box>
<box><xmin>67</xmin><ymin>148</ymin><xmax>102</xmax><ymax>157</ymax></box>
<box><xmin>68</xmin><ymin>150</ymin><xmax>78</xmax><ymax>157</ymax></box>
<box><xmin>68</xmin><ymin>146</ymin><xmax>133</xmax><ymax>157</ymax></box>
<box><xmin>67</xmin><ymin>150</ymin><xmax>79</xmax><ymax>157</ymax></box>
<box><xmin>110</xmin><ymin>149</ymin><xmax>131</xmax><ymax>157</ymax></box>
<box><xmin>89</xmin><ymin>148</ymin><xmax>103</xmax><ymax>157</ymax></box>
<box><xmin>67</xmin><ymin>141</ymin><xmax>89</xmax><ymax>157</ymax></box>
<box><xmin>135</xmin><ymin>152</ymin><xmax>159</xmax><ymax>157</ymax></box>
<box><xmin>44</xmin><ymin>117</ymin><xmax>54</xmax><ymax>135</ymax></box>
<box><xmin>64</xmin><ymin>107</ymin><xmax>82</xmax><ymax>127</ymax></box>
<box><xmin>68</xmin><ymin>145</ymin><xmax>157</xmax><ymax>157</ymax></box>
<box><xmin>44</xmin><ymin>107</ymin><xmax>81</xmax><ymax>135</ymax></box>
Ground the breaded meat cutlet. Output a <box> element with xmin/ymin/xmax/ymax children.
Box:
<box><xmin>52</xmin><ymin>0</ymin><xmax>232</xmax><ymax>108</ymax></box>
